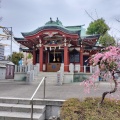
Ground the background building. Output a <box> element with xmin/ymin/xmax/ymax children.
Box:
<box><xmin>0</xmin><ymin>44</ymin><xmax>4</xmax><ymax>60</ymax></box>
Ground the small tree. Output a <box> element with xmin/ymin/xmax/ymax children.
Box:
<box><xmin>82</xmin><ymin>46</ymin><xmax>120</xmax><ymax>104</ymax></box>
<box><xmin>87</xmin><ymin>18</ymin><xmax>110</xmax><ymax>35</ymax></box>
<box><xmin>27</xmin><ymin>53</ymin><xmax>32</xmax><ymax>59</ymax></box>
<box><xmin>11</xmin><ymin>52</ymin><xmax>24</xmax><ymax>65</ymax></box>
<box><xmin>87</xmin><ymin>18</ymin><xmax>115</xmax><ymax>47</ymax></box>
<box><xmin>99</xmin><ymin>33</ymin><xmax>115</xmax><ymax>47</ymax></box>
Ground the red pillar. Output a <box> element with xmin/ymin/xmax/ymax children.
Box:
<box><xmin>80</xmin><ymin>46</ymin><xmax>83</xmax><ymax>72</ymax></box>
<box><xmin>33</xmin><ymin>49</ymin><xmax>36</xmax><ymax>65</ymax></box>
<box><xmin>39</xmin><ymin>46</ymin><xmax>43</xmax><ymax>71</ymax></box>
<box><xmin>64</xmin><ymin>46</ymin><xmax>69</xmax><ymax>72</ymax></box>
<box><xmin>67</xmin><ymin>49</ymin><xmax>69</xmax><ymax>72</ymax></box>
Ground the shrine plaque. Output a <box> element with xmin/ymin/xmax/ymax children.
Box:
<box><xmin>47</xmin><ymin>63</ymin><xmax>61</xmax><ymax>72</ymax></box>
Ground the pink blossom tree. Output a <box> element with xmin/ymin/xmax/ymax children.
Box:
<box><xmin>83</xmin><ymin>46</ymin><xmax>120</xmax><ymax>104</ymax></box>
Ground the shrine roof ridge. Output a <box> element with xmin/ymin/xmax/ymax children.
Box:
<box><xmin>21</xmin><ymin>25</ymin><xmax>80</xmax><ymax>37</ymax></box>
<box><xmin>65</xmin><ymin>24</ymin><xmax>85</xmax><ymax>28</ymax></box>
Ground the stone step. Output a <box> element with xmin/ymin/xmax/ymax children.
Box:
<box><xmin>39</xmin><ymin>72</ymin><xmax>58</xmax><ymax>74</ymax></box>
<box><xmin>39</xmin><ymin>74</ymin><xmax>57</xmax><ymax>76</ymax></box>
<box><xmin>37</xmin><ymin>73</ymin><xmax>57</xmax><ymax>76</ymax></box>
<box><xmin>0</xmin><ymin>97</ymin><xmax>64</xmax><ymax>106</ymax></box>
<box><xmin>0</xmin><ymin>98</ymin><xmax>30</xmax><ymax>104</ymax></box>
<box><xmin>35</xmin><ymin>77</ymin><xmax>57</xmax><ymax>80</ymax></box>
<box><xmin>0</xmin><ymin>103</ymin><xmax>45</xmax><ymax>113</ymax></box>
<box><xmin>34</xmin><ymin>77</ymin><xmax>57</xmax><ymax>84</ymax></box>
<box><xmin>35</xmin><ymin>76</ymin><xmax>57</xmax><ymax>78</ymax></box>
<box><xmin>0</xmin><ymin>111</ymin><xmax>44</xmax><ymax>120</ymax></box>
<box><xmin>34</xmin><ymin>75</ymin><xmax>57</xmax><ymax>83</ymax></box>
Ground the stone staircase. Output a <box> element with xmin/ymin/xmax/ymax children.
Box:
<box><xmin>34</xmin><ymin>72</ymin><xmax>58</xmax><ymax>84</ymax></box>
<box><xmin>0</xmin><ymin>98</ymin><xmax>46</xmax><ymax>120</ymax></box>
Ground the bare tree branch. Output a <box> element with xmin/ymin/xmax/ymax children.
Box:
<box><xmin>84</xmin><ymin>9</ymin><xmax>95</xmax><ymax>21</ymax></box>
<box><xmin>95</xmin><ymin>9</ymin><xmax>99</xmax><ymax>19</ymax></box>
<box><xmin>115</xmin><ymin>18</ymin><xmax>120</xmax><ymax>22</ymax></box>
<box><xmin>111</xmin><ymin>27</ymin><xmax>120</xmax><ymax>33</ymax></box>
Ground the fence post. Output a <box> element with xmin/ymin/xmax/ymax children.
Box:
<box><xmin>90</xmin><ymin>66</ymin><xmax>93</xmax><ymax>73</ymax></box>
<box><xmin>18</xmin><ymin>66</ymin><xmax>20</xmax><ymax>72</ymax></box>
<box><xmin>84</xmin><ymin>66</ymin><xmax>86</xmax><ymax>73</ymax></box>
<box><xmin>31</xmin><ymin>100</ymin><xmax>33</xmax><ymax>120</ymax></box>
<box><xmin>28</xmin><ymin>65</ymin><xmax>30</xmax><ymax>71</ymax></box>
<box><xmin>43</xmin><ymin>78</ymin><xmax>46</xmax><ymax>99</ymax></box>
<box><xmin>20</xmin><ymin>65</ymin><xmax>22</xmax><ymax>73</ymax></box>
<box><xmin>15</xmin><ymin>65</ymin><xmax>17</xmax><ymax>72</ymax></box>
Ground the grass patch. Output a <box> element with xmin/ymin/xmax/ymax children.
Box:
<box><xmin>60</xmin><ymin>97</ymin><xmax>120</xmax><ymax>120</ymax></box>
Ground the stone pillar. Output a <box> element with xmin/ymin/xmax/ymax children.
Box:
<box><xmin>33</xmin><ymin>49</ymin><xmax>36</xmax><ymax>65</ymax></box>
<box><xmin>39</xmin><ymin>46</ymin><xmax>43</xmax><ymax>71</ymax></box>
<box><xmin>15</xmin><ymin>65</ymin><xmax>17</xmax><ymax>72</ymax></box>
<box><xmin>80</xmin><ymin>46</ymin><xmax>83</xmax><ymax>72</ymax></box>
<box><xmin>64</xmin><ymin>46</ymin><xmax>69</xmax><ymax>72</ymax></box>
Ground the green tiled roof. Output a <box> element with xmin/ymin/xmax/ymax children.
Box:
<box><xmin>21</xmin><ymin>18</ymin><xmax>82</xmax><ymax>37</ymax></box>
<box><xmin>65</xmin><ymin>25</ymin><xmax>84</xmax><ymax>31</ymax></box>
<box><xmin>80</xmin><ymin>27</ymin><xmax>86</xmax><ymax>37</ymax></box>
<box><xmin>22</xmin><ymin>26</ymin><xmax>80</xmax><ymax>37</ymax></box>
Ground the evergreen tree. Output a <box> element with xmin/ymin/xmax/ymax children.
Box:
<box><xmin>11</xmin><ymin>52</ymin><xmax>24</xmax><ymax>65</ymax></box>
<box><xmin>87</xmin><ymin>18</ymin><xmax>115</xmax><ymax>47</ymax></box>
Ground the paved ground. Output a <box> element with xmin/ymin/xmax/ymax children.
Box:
<box><xmin>0</xmin><ymin>79</ymin><xmax>120</xmax><ymax>100</ymax></box>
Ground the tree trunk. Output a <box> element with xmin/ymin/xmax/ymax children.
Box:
<box><xmin>100</xmin><ymin>71</ymin><xmax>118</xmax><ymax>104</ymax></box>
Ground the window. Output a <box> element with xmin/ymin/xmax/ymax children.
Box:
<box><xmin>69</xmin><ymin>49</ymin><xmax>79</xmax><ymax>63</ymax></box>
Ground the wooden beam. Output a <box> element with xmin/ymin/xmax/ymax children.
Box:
<box><xmin>28</xmin><ymin>38</ymin><xmax>39</xmax><ymax>45</ymax></box>
<box><xmin>19</xmin><ymin>41</ymin><xmax>33</xmax><ymax>48</ymax></box>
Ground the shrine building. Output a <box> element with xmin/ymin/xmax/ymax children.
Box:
<box><xmin>14</xmin><ymin>18</ymin><xmax>101</xmax><ymax>73</ymax></box>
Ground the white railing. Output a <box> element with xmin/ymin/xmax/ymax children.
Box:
<box><xmin>15</xmin><ymin>65</ymin><xmax>34</xmax><ymax>73</ymax></box>
<box><xmin>64</xmin><ymin>63</ymin><xmax>98</xmax><ymax>73</ymax></box>
<box><xmin>30</xmin><ymin>77</ymin><xmax>46</xmax><ymax>120</ymax></box>
<box><xmin>65</xmin><ymin>64</ymin><xmax>99</xmax><ymax>74</ymax></box>
<box><xmin>15</xmin><ymin>64</ymin><xmax>98</xmax><ymax>74</ymax></box>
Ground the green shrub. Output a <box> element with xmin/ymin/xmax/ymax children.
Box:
<box><xmin>60</xmin><ymin>98</ymin><xmax>85</xmax><ymax>120</ymax></box>
<box><xmin>60</xmin><ymin>97</ymin><xmax>120</xmax><ymax>120</ymax></box>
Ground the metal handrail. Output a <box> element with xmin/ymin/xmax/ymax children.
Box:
<box><xmin>30</xmin><ymin>77</ymin><xmax>46</xmax><ymax>120</ymax></box>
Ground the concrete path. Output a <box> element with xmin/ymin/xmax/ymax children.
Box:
<box><xmin>0</xmin><ymin>79</ymin><xmax>120</xmax><ymax>100</ymax></box>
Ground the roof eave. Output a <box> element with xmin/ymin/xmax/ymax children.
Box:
<box><xmin>14</xmin><ymin>37</ymin><xmax>25</xmax><ymax>41</ymax></box>
<box><xmin>21</xmin><ymin>26</ymin><xmax>80</xmax><ymax>37</ymax></box>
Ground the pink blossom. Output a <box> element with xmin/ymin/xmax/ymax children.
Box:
<box><xmin>81</xmin><ymin>45</ymin><xmax>120</xmax><ymax>96</ymax></box>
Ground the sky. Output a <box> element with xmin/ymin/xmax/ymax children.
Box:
<box><xmin>0</xmin><ymin>0</ymin><xmax>120</xmax><ymax>55</ymax></box>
